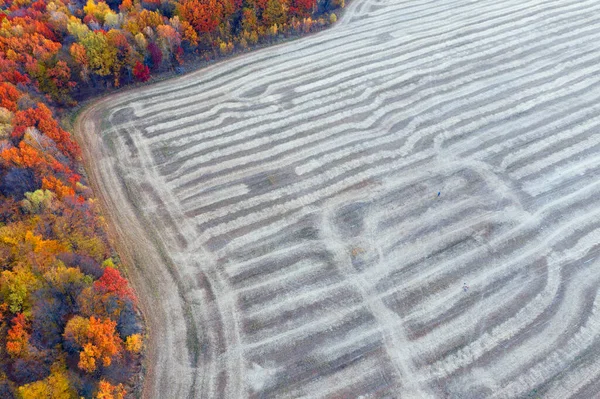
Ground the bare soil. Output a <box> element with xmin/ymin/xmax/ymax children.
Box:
<box><xmin>74</xmin><ymin>0</ymin><xmax>600</xmax><ymax>397</ymax></box>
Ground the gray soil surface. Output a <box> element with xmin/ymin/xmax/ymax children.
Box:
<box><xmin>74</xmin><ymin>0</ymin><xmax>600</xmax><ymax>397</ymax></box>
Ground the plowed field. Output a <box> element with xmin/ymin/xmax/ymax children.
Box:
<box><xmin>76</xmin><ymin>0</ymin><xmax>600</xmax><ymax>397</ymax></box>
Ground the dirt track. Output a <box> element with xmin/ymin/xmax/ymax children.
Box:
<box><xmin>75</xmin><ymin>0</ymin><xmax>600</xmax><ymax>397</ymax></box>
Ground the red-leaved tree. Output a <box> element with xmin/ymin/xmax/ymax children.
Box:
<box><xmin>133</xmin><ymin>61</ymin><xmax>151</xmax><ymax>82</ymax></box>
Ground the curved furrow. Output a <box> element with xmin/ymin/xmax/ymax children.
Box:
<box><xmin>148</xmin><ymin>0</ymin><xmax>598</xmax><ymax>151</ymax></box>
<box><xmin>166</xmin><ymin>14</ymin><xmax>600</xmax><ymax>195</ymax></box>
<box><xmin>76</xmin><ymin>0</ymin><xmax>600</xmax><ymax>396</ymax></box>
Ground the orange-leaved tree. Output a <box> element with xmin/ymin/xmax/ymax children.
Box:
<box><xmin>63</xmin><ymin>316</ymin><xmax>123</xmax><ymax>373</ymax></box>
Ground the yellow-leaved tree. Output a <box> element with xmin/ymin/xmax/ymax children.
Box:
<box><xmin>18</xmin><ymin>363</ymin><xmax>77</xmax><ymax>399</ymax></box>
